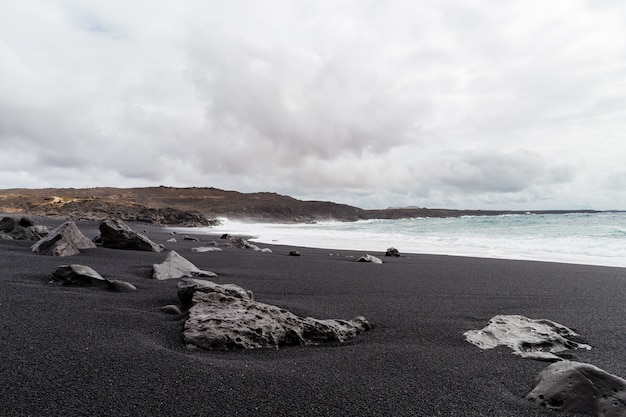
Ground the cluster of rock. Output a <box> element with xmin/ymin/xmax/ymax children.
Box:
<box><xmin>221</xmin><ymin>235</ymin><xmax>272</xmax><ymax>253</ymax></box>
<box><xmin>29</xmin><ymin>218</ymin><xmax>166</xmax><ymax>257</ymax></box>
<box><xmin>355</xmin><ymin>248</ymin><xmax>401</xmax><ymax>264</ymax></box>
<box><xmin>1</xmin><ymin>216</ymin><xmax>49</xmax><ymax>241</ymax></box>
<box><xmin>9</xmin><ymin>215</ymin><xmax>370</xmax><ymax>350</ymax></box>
<box><xmin>149</xmin><ymin>250</ymin><xmax>370</xmax><ymax>349</ymax></box>
<box><xmin>465</xmin><ymin>315</ymin><xmax>626</xmax><ymax>416</ymax></box>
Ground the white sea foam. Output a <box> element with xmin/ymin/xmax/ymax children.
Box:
<box><xmin>183</xmin><ymin>212</ymin><xmax>626</xmax><ymax>268</ymax></box>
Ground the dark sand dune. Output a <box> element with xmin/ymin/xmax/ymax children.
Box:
<box><xmin>1</xmin><ymin>219</ymin><xmax>625</xmax><ymax>416</ymax></box>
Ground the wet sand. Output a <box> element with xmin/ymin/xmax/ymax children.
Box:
<box><xmin>1</xmin><ymin>218</ymin><xmax>625</xmax><ymax>416</ymax></box>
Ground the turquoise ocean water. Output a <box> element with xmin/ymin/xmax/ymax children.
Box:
<box><xmin>196</xmin><ymin>212</ymin><xmax>626</xmax><ymax>268</ymax></box>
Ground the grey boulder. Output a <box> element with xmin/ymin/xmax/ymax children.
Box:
<box><xmin>152</xmin><ymin>250</ymin><xmax>217</xmax><ymax>280</ymax></box>
<box><xmin>178</xmin><ymin>278</ymin><xmax>371</xmax><ymax>350</ymax></box>
<box><xmin>0</xmin><ymin>216</ymin><xmax>16</xmax><ymax>232</ymax></box>
<box><xmin>31</xmin><ymin>221</ymin><xmax>96</xmax><ymax>256</ymax></box>
<box><xmin>527</xmin><ymin>360</ymin><xmax>626</xmax><ymax>416</ymax></box>
<box><xmin>385</xmin><ymin>247</ymin><xmax>401</xmax><ymax>257</ymax></box>
<box><xmin>99</xmin><ymin>219</ymin><xmax>164</xmax><ymax>252</ymax></box>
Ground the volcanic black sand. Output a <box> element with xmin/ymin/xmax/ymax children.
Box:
<box><xmin>1</xmin><ymin>217</ymin><xmax>625</xmax><ymax>416</ymax></box>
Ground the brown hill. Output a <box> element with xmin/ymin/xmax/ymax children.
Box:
<box><xmin>0</xmin><ymin>186</ymin><xmax>363</xmax><ymax>223</ymax></box>
<box><xmin>0</xmin><ymin>186</ymin><xmax>601</xmax><ymax>224</ymax></box>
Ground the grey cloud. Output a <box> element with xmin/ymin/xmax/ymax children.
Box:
<box><xmin>1</xmin><ymin>0</ymin><xmax>626</xmax><ymax>210</ymax></box>
<box><xmin>185</xmin><ymin>7</ymin><xmax>429</xmax><ymax>167</ymax></box>
<box><xmin>431</xmin><ymin>149</ymin><xmax>574</xmax><ymax>193</ymax></box>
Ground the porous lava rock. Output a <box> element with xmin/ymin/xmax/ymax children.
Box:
<box><xmin>464</xmin><ymin>315</ymin><xmax>591</xmax><ymax>361</ymax></box>
<box><xmin>357</xmin><ymin>254</ymin><xmax>383</xmax><ymax>264</ymax></box>
<box><xmin>98</xmin><ymin>219</ymin><xmax>164</xmax><ymax>252</ymax></box>
<box><xmin>152</xmin><ymin>250</ymin><xmax>217</xmax><ymax>280</ymax></box>
<box><xmin>178</xmin><ymin>278</ymin><xmax>371</xmax><ymax>350</ymax></box>
<box><xmin>31</xmin><ymin>221</ymin><xmax>96</xmax><ymax>256</ymax></box>
<box><xmin>526</xmin><ymin>360</ymin><xmax>626</xmax><ymax>416</ymax></box>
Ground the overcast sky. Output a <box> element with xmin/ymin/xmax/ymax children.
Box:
<box><xmin>1</xmin><ymin>0</ymin><xmax>626</xmax><ymax>209</ymax></box>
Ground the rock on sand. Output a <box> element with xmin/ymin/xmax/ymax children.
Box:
<box><xmin>527</xmin><ymin>360</ymin><xmax>626</xmax><ymax>416</ymax></box>
<box><xmin>152</xmin><ymin>250</ymin><xmax>217</xmax><ymax>280</ymax></box>
<box><xmin>464</xmin><ymin>314</ymin><xmax>591</xmax><ymax>361</ymax></box>
<box><xmin>178</xmin><ymin>278</ymin><xmax>371</xmax><ymax>350</ymax></box>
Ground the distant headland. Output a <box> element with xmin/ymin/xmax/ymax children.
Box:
<box><xmin>0</xmin><ymin>186</ymin><xmax>606</xmax><ymax>224</ymax></box>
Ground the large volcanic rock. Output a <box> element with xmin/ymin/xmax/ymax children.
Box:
<box><xmin>152</xmin><ymin>250</ymin><xmax>217</xmax><ymax>280</ymax></box>
<box><xmin>526</xmin><ymin>361</ymin><xmax>626</xmax><ymax>416</ymax></box>
<box><xmin>178</xmin><ymin>278</ymin><xmax>371</xmax><ymax>350</ymax></box>
<box><xmin>31</xmin><ymin>221</ymin><xmax>96</xmax><ymax>256</ymax></box>
<box><xmin>98</xmin><ymin>219</ymin><xmax>164</xmax><ymax>252</ymax></box>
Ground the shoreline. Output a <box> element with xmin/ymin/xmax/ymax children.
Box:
<box><xmin>1</xmin><ymin>216</ymin><xmax>625</xmax><ymax>416</ymax></box>
<box><xmin>5</xmin><ymin>211</ymin><xmax>626</xmax><ymax>269</ymax></box>
<box><xmin>170</xmin><ymin>216</ymin><xmax>626</xmax><ymax>270</ymax></box>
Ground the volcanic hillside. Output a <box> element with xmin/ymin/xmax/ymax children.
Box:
<box><xmin>0</xmin><ymin>186</ymin><xmax>600</xmax><ymax>224</ymax></box>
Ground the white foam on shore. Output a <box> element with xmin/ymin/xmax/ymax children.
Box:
<box><xmin>177</xmin><ymin>213</ymin><xmax>626</xmax><ymax>268</ymax></box>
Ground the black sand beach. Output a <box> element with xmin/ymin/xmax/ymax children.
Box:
<box><xmin>1</xmin><ymin>218</ymin><xmax>625</xmax><ymax>416</ymax></box>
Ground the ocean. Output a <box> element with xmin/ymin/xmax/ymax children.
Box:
<box><xmin>192</xmin><ymin>212</ymin><xmax>626</xmax><ymax>268</ymax></box>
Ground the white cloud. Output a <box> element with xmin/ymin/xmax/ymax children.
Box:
<box><xmin>1</xmin><ymin>0</ymin><xmax>626</xmax><ymax>209</ymax></box>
